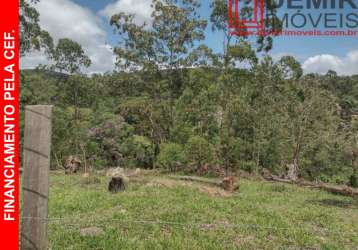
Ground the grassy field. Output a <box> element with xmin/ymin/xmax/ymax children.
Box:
<box><xmin>45</xmin><ymin>172</ymin><xmax>358</xmax><ymax>250</ymax></box>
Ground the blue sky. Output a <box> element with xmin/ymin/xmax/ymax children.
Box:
<box><xmin>21</xmin><ymin>0</ymin><xmax>358</xmax><ymax>75</ymax></box>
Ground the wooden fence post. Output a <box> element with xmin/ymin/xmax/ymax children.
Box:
<box><xmin>21</xmin><ymin>105</ymin><xmax>52</xmax><ymax>250</ymax></box>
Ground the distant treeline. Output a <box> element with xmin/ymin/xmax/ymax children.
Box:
<box><xmin>20</xmin><ymin>67</ymin><xmax>358</xmax><ymax>186</ymax></box>
<box><xmin>19</xmin><ymin>0</ymin><xmax>358</xmax><ymax>186</ymax></box>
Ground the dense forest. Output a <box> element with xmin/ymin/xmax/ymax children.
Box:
<box><xmin>20</xmin><ymin>0</ymin><xmax>358</xmax><ymax>186</ymax></box>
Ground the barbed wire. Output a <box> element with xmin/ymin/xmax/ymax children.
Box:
<box><xmin>20</xmin><ymin>173</ymin><xmax>358</xmax><ymax>239</ymax></box>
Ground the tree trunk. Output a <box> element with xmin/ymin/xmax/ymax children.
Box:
<box><xmin>287</xmin><ymin>158</ymin><xmax>299</xmax><ymax>181</ymax></box>
<box><xmin>289</xmin><ymin>125</ymin><xmax>303</xmax><ymax>181</ymax></box>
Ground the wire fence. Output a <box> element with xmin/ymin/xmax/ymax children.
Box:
<box><xmin>21</xmin><ymin>166</ymin><xmax>358</xmax><ymax>248</ymax></box>
<box><xmin>20</xmin><ymin>216</ymin><xmax>358</xmax><ymax>237</ymax></box>
<box><xmin>20</xmin><ymin>172</ymin><xmax>358</xmax><ymax>238</ymax></box>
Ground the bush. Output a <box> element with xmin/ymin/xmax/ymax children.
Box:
<box><xmin>156</xmin><ymin>143</ymin><xmax>186</xmax><ymax>171</ymax></box>
<box><xmin>185</xmin><ymin>136</ymin><xmax>215</xmax><ymax>170</ymax></box>
<box><xmin>319</xmin><ymin>174</ymin><xmax>330</xmax><ymax>183</ymax></box>
<box><xmin>334</xmin><ymin>175</ymin><xmax>346</xmax><ymax>185</ymax></box>
<box><xmin>171</xmin><ymin>124</ymin><xmax>194</xmax><ymax>144</ymax></box>
<box><xmin>88</xmin><ymin>116</ymin><xmax>134</xmax><ymax>167</ymax></box>
<box><xmin>123</xmin><ymin>135</ymin><xmax>154</xmax><ymax>168</ymax></box>
<box><xmin>349</xmin><ymin>174</ymin><xmax>358</xmax><ymax>188</ymax></box>
<box><xmin>240</xmin><ymin>161</ymin><xmax>257</xmax><ymax>173</ymax></box>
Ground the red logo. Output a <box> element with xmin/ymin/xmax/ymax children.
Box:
<box><xmin>228</xmin><ymin>0</ymin><xmax>265</xmax><ymax>35</ymax></box>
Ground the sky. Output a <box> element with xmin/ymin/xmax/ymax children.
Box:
<box><xmin>20</xmin><ymin>0</ymin><xmax>358</xmax><ymax>75</ymax></box>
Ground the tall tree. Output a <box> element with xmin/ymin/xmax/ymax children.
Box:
<box><xmin>20</xmin><ymin>0</ymin><xmax>53</xmax><ymax>57</ymax></box>
<box><xmin>110</xmin><ymin>0</ymin><xmax>207</xmax><ymax>141</ymax></box>
<box><xmin>52</xmin><ymin>38</ymin><xmax>91</xmax><ymax>74</ymax></box>
<box><xmin>51</xmin><ymin>38</ymin><xmax>91</xmax><ymax>154</ymax></box>
<box><xmin>210</xmin><ymin>0</ymin><xmax>282</xmax><ymax>60</ymax></box>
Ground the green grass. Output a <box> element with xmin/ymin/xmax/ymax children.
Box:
<box><xmin>46</xmin><ymin>173</ymin><xmax>358</xmax><ymax>250</ymax></box>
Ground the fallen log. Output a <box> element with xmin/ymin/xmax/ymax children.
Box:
<box><xmin>263</xmin><ymin>174</ymin><xmax>358</xmax><ymax>198</ymax></box>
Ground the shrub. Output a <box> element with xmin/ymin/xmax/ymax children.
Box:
<box><xmin>156</xmin><ymin>143</ymin><xmax>186</xmax><ymax>171</ymax></box>
<box><xmin>240</xmin><ymin>161</ymin><xmax>257</xmax><ymax>173</ymax></box>
<box><xmin>123</xmin><ymin>135</ymin><xmax>154</xmax><ymax>168</ymax></box>
<box><xmin>319</xmin><ymin>174</ymin><xmax>330</xmax><ymax>183</ymax></box>
<box><xmin>349</xmin><ymin>173</ymin><xmax>358</xmax><ymax>188</ymax></box>
<box><xmin>334</xmin><ymin>175</ymin><xmax>346</xmax><ymax>185</ymax></box>
<box><xmin>185</xmin><ymin>136</ymin><xmax>215</xmax><ymax>170</ymax></box>
<box><xmin>171</xmin><ymin>124</ymin><xmax>194</xmax><ymax>144</ymax></box>
<box><xmin>88</xmin><ymin>116</ymin><xmax>134</xmax><ymax>167</ymax></box>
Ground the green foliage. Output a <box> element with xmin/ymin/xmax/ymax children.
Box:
<box><xmin>110</xmin><ymin>0</ymin><xmax>207</xmax><ymax>72</ymax></box>
<box><xmin>184</xmin><ymin>136</ymin><xmax>215</xmax><ymax>170</ymax></box>
<box><xmin>170</xmin><ymin>124</ymin><xmax>194</xmax><ymax>145</ymax></box>
<box><xmin>117</xmin><ymin>97</ymin><xmax>171</xmax><ymax>153</ymax></box>
<box><xmin>228</xmin><ymin>40</ymin><xmax>258</xmax><ymax>65</ymax></box>
<box><xmin>51</xmin><ymin>38</ymin><xmax>91</xmax><ymax>74</ymax></box>
<box><xmin>319</xmin><ymin>174</ymin><xmax>331</xmax><ymax>183</ymax></box>
<box><xmin>122</xmin><ymin>136</ymin><xmax>155</xmax><ymax>168</ymax></box>
<box><xmin>350</xmin><ymin>173</ymin><xmax>358</xmax><ymax>188</ymax></box>
<box><xmin>277</xmin><ymin>56</ymin><xmax>303</xmax><ymax>79</ymax></box>
<box><xmin>156</xmin><ymin>143</ymin><xmax>186</xmax><ymax>171</ymax></box>
<box><xmin>176</xmin><ymin>68</ymin><xmax>221</xmax><ymax>140</ymax></box>
<box><xmin>20</xmin><ymin>0</ymin><xmax>54</xmax><ymax>57</ymax></box>
<box><xmin>88</xmin><ymin>116</ymin><xmax>134</xmax><ymax>167</ymax></box>
<box><xmin>334</xmin><ymin>175</ymin><xmax>346</xmax><ymax>185</ymax></box>
<box><xmin>20</xmin><ymin>70</ymin><xmax>58</xmax><ymax>106</ymax></box>
<box><xmin>240</xmin><ymin>161</ymin><xmax>257</xmax><ymax>174</ymax></box>
<box><xmin>210</xmin><ymin>0</ymin><xmax>282</xmax><ymax>55</ymax></box>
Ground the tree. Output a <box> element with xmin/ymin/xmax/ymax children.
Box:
<box><xmin>51</xmin><ymin>38</ymin><xmax>91</xmax><ymax>155</ymax></box>
<box><xmin>281</xmin><ymin>79</ymin><xmax>339</xmax><ymax>180</ymax></box>
<box><xmin>210</xmin><ymin>0</ymin><xmax>282</xmax><ymax>61</ymax></box>
<box><xmin>51</xmin><ymin>38</ymin><xmax>91</xmax><ymax>74</ymax></box>
<box><xmin>209</xmin><ymin>1</ymin><xmax>281</xmax><ymax>175</ymax></box>
<box><xmin>277</xmin><ymin>56</ymin><xmax>303</xmax><ymax>80</ymax></box>
<box><xmin>110</xmin><ymin>0</ymin><xmax>207</xmax><ymax>128</ymax></box>
<box><xmin>20</xmin><ymin>0</ymin><xmax>53</xmax><ymax>57</ymax></box>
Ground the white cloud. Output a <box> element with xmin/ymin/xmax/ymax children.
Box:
<box><xmin>302</xmin><ymin>51</ymin><xmax>358</xmax><ymax>76</ymax></box>
<box><xmin>20</xmin><ymin>0</ymin><xmax>115</xmax><ymax>74</ymax></box>
<box><xmin>20</xmin><ymin>50</ymin><xmax>49</xmax><ymax>69</ymax></box>
<box><xmin>99</xmin><ymin>0</ymin><xmax>153</xmax><ymax>26</ymax></box>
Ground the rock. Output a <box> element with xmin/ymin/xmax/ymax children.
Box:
<box><xmin>80</xmin><ymin>227</ymin><xmax>104</xmax><ymax>237</ymax></box>
<box><xmin>108</xmin><ymin>176</ymin><xmax>127</xmax><ymax>193</ymax></box>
